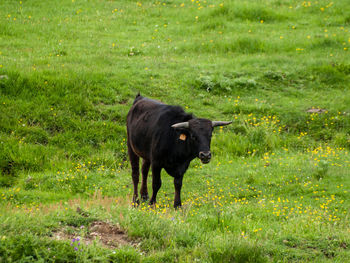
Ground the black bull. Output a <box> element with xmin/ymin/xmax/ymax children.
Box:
<box><xmin>126</xmin><ymin>94</ymin><xmax>231</xmax><ymax>208</ymax></box>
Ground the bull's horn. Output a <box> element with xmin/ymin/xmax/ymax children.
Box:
<box><xmin>212</xmin><ymin>121</ymin><xmax>232</xmax><ymax>127</ymax></box>
<box><xmin>171</xmin><ymin>122</ymin><xmax>189</xmax><ymax>129</ymax></box>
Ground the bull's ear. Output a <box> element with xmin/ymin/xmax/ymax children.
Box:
<box><xmin>212</xmin><ymin>121</ymin><xmax>232</xmax><ymax>127</ymax></box>
<box><xmin>171</xmin><ymin>122</ymin><xmax>189</xmax><ymax>129</ymax></box>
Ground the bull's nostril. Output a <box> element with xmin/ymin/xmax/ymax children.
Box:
<box><xmin>199</xmin><ymin>151</ymin><xmax>211</xmax><ymax>159</ymax></box>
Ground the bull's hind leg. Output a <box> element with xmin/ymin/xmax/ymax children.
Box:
<box><xmin>140</xmin><ymin>159</ymin><xmax>150</xmax><ymax>201</ymax></box>
<box><xmin>127</xmin><ymin>142</ymin><xmax>140</xmax><ymax>206</ymax></box>
<box><xmin>149</xmin><ymin>165</ymin><xmax>162</xmax><ymax>205</ymax></box>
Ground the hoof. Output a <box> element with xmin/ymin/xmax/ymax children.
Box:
<box><xmin>174</xmin><ymin>203</ymin><xmax>182</xmax><ymax>209</ymax></box>
<box><xmin>141</xmin><ymin>194</ymin><xmax>149</xmax><ymax>202</ymax></box>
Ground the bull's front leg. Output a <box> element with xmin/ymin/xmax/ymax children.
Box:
<box><xmin>173</xmin><ymin>175</ymin><xmax>183</xmax><ymax>208</ymax></box>
<box><xmin>149</xmin><ymin>166</ymin><xmax>162</xmax><ymax>205</ymax></box>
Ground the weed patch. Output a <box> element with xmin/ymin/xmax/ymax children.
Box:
<box><xmin>209</xmin><ymin>3</ymin><xmax>288</xmax><ymax>23</ymax></box>
<box><xmin>194</xmin><ymin>73</ymin><xmax>261</xmax><ymax>94</ymax></box>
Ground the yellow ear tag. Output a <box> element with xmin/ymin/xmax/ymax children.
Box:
<box><xmin>179</xmin><ymin>134</ymin><xmax>187</xmax><ymax>141</ymax></box>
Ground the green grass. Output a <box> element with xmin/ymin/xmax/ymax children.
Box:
<box><xmin>1</xmin><ymin>0</ymin><xmax>350</xmax><ymax>262</ymax></box>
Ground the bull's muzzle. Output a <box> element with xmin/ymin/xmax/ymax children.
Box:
<box><xmin>199</xmin><ymin>151</ymin><xmax>211</xmax><ymax>164</ymax></box>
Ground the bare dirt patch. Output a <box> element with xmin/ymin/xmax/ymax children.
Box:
<box><xmin>89</xmin><ymin>221</ymin><xmax>133</xmax><ymax>248</ymax></box>
<box><xmin>306</xmin><ymin>108</ymin><xmax>327</xmax><ymax>113</ymax></box>
<box><xmin>53</xmin><ymin>220</ymin><xmax>139</xmax><ymax>249</ymax></box>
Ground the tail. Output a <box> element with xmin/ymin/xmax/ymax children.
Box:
<box><xmin>133</xmin><ymin>92</ymin><xmax>143</xmax><ymax>104</ymax></box>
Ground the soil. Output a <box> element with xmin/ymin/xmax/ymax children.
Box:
<box><xmin>306</xmin><ymin>108</ymin><xmax>327</xmax><ymax>113</ymax></box>
<box><xmin>53</xmin><ymin>220</ymin><xmax>138</xmax><ymax>249</ymax></box>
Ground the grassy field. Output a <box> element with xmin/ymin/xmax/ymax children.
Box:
<box><xmin>1</xmin><ymin>0</ymin><xmax>350</xmax><ymax>262</ymax></box>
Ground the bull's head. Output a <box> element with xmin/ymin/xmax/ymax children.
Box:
<box><xmin>172</xmin><ymin>119</ymin><xmax>232</xmax><ymax>164</ymax></box>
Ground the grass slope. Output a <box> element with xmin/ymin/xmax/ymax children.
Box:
<box><xmin>0</xmin><ymin>0</ymin><xmax>350</xmax><ymax>262</ymax></box>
